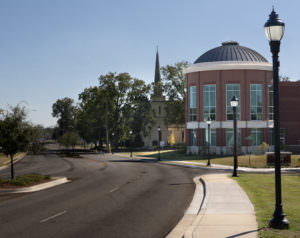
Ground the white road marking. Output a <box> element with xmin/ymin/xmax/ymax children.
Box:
<box><xmin>109</xmin><ymin>187</ymin><xmax>119</xmax><ymax>193</ymax></box>
<box><xmin>40</xmin><ymin>210</ymin><xmax>67</xmax><ymax>223</ymax></box>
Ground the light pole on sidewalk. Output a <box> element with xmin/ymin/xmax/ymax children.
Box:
<box><xmin>129</xmin><ymin>130</ymin><xmax>133</xmax><ymax>158</ymax></box>
<box><xmin>231</xmin><ymin>96</ymin><xmax>238</xmax><ymax>177</ymax></box>
<box><xmin>157</xmin><ymin>126</ymin><xmax>161</xmax><ymax>161</ymax></box>
<box><xmin>206</xmin><ymin>117</ymin><xmax>212</xmax><ymax>166</ymax></box>
<box><xmin>264</xmin><ymin>8</ymin><xmax>289</xmax><ymax>229</ymax></box>
<box><xmin>111</xmin><ymin>132</ymin><xmax>114</xmax><ymax>154</ymax></box>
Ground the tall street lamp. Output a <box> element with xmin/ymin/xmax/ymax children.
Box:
<box><xmin>157</xmin><ymin>126</ymin><xmax>161</xmax><ymax>161</ymax></box>
<box><xmin>129</xmin><ymin>130</ymin><xmax>133</xmax><ymax>158</ymax></box>
<box><xmin>206</xmin><ymin>117</ymin><xmax>212</xmax><ymax>166</ymax></box>
<box><xmin>111</xmin><ymin>132</ymin><xmax>115</xmax><ymax>154</ymax></box>
<box><xmin>264</xmin><ymin>8</ymin><xmax>289</xmax><ymax>229</ymax></box>
<box><xmin>231</xmin><ymin>96</ymin><xmax>238</xmax><ymax>177</ymax></box>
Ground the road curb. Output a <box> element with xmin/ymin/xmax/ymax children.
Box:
<box><xmin>166</xmin><ymin>176</ymin><xmax>206</xmax><ymax>238</ymax></box>
<box><xmin>182</xmin><ymin>176</ymin><xmax>209</xmax><ymax>238</ymax></box>
<box><xmin>0</xmin><ymin>177</ymin><xmax>70</xmax><ymax>194</ymax></box>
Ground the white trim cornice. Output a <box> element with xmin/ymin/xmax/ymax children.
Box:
<box><xmin>183</xmin><ymin>61</ymin><xmax>272</xmax><ymax>74</ymax></box>
<box><xmin>186</xmin><ymin>120</ymin><xmax>273</xmax><ymax>129</ymax></box>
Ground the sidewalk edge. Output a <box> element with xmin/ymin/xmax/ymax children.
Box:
<box><xmin>166</xmin><ymin>175</ymin><xmax>206</xmax><ymax>238</ymax></box>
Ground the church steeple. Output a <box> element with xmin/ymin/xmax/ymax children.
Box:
<box><xmin>154</xmin><ymin>47</ymin><xmax>161</xmax><ymax>84</ymax></box>
<box><xmin>153</xmin><ymin>47</ymin><xmax>163</xmax><ymax>97</ymax></box>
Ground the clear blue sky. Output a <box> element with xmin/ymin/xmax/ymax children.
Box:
<box><xmin>0</xmin><ymin>0</ymin><xmax>299</xmax><ymax>127</ymax></box>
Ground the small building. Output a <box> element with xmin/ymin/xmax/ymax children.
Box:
<box><xmin>184</xmin><ymin>41</ymin><xmax>274</xmax><ymax>155</ymax></box>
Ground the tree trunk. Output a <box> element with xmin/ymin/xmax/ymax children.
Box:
<box><xmin>10</xmin><ymin>154</ymin><xmax>14</xmax><ymax>180</ymax></box>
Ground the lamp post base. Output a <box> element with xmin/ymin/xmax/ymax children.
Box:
<box><xmin>269</xmin><ymin>217</ymin><xmax>289</xmax><ymax>229</ymax></box>
<box><xmin>269</xmin><ymin>209</ymin><xmax>289</xmax><ymax>229</ymax></box>
<box><xmin>232</xmin><ymin>172</ymin><xmax>239</xmax><ymax>177</ymax></box>
<box><xmin>207</xmin><ymin>160</ymin><xmax>211</xmax><ymax>166</ymax></box>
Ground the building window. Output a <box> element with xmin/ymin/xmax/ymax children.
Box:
<box><xmin>269</xmin><ymin>128</ymin><xmax>273</xmax><ymax>146</ymax></box>
<box><xmin>189</xmin><ymin>86</ymin><xmax>197</xmax><ymax>121</ymax></box>
<box><xmin>205</xmin><ymin>128</ymin><xmax>216</xmax><ymax>146</ymax></box>
<box><xmin>226</xmin><ymin>84</ymin><xmax>240</xmax><ymax>120</ymax></box>
<box><xmin>250</xmin><ymin>84</ymin><xmax>263</xmax><ymax>120</ymax></box>
<box><xmin>190</xmin><ymin>129</ymin><xmax>197</xmax><ymax>146</ymax></box>
<box><xmin>203</xmin><ymin>84</ymin><xmax>216</xmax><ymax>120</ymax></box>
<box><xmin>226</xmin><ymin>129</ymin><xmax>241</xmax><ymax>146</ymax></box>
<box><xmin>250</xmin><ymin>128</ymin><xmax>262</xmax><ymax>146</ymax></box>
<box><xmin>158</xmin><ymin>106</ymin><xmax>161</xmax><ymax>115</ymax></box>
<box><xmin>268</xmin><ymin>85</ymin><xmax>274</xmax><ymax>120</ymax></box>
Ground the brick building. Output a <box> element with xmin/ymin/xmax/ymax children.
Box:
<box><xmin>279</xmin><ymin>82</ymin><xmax>300</xmax><ymax>147</ymax></box>
<box><xmin>184</xmin><ymin>41</ymin><xmax>275</xmax><ymax>155</ymax></box>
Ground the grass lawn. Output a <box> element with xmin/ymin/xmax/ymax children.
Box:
<box><xmin>0</xmin><ymin>153</ymin><xmax>26</xmax><ymax>167</ymax></box>
<box><xmin>117</xmin><ymin>150</ymin><xmax>300</xmax><ymax>168</ymax></box>
<box><xmin>0</xmin><ymin>174</ymin><xmax>51</xmax><ymax>187</ymax></box>
<box><xmin>233</xmin><ymin>174</ymin><xmax>300</xmax><ymax>238</ymax></box>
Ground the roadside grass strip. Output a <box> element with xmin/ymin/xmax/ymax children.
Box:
<box><xmin>233</xmin><ymin>174</ymin><xmax>300</xmax><ymax>238</ymax></box>
<box><xmin>0</xmin><ymin>174</ymin><xmax>51</xmax><ymax>187</ymax></box>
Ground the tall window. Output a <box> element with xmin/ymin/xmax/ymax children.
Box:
<box><xmin>226</xmin><ymin>129</ymin><xmax>241</xmax><ymax>146</ymax></box>
<box><xmin>250</xmin><ymin>128</ymin><xmax>262</xmax><ymax>146</ymax></box>
<box><xmin>190</xmin><ymin>129</ymin><xmax>197</xmax><ymax>146</ymax></box>
<box><xmin>189</xmin><ymin>86</ymin><xmax>197</xmax><ymax>121</ymax></box>
<box><xmin>205</xmin><ymin>128</ymin><xmax>216</xmax><ymax>146</ymax></box>
<box><xmin>203</xmin><ymin>85</ymin><xmax>216</xmax><ymax>120</ymax></box>
<box><xmin>268</xmin><ymin>85</ymin><xmax>274</xmax><ymax>120</ymax></box>
<box><xmin>226</xmin><ymin>84</ymin><xmax>240</xmax><ymax>120</ymax></box>
<box><xmin>250</xmin><ymin>84</ymin><xmax>263</xmax><ymax>120</ymax></box>
<box><xmin>269</xmin><ymin>128</ymin><xmax>274</xmax><ymax>146</ymax></box>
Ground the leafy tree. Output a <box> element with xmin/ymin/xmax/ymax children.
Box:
<box><xmin>58</xmin><ymin>131</ymin><xmax>80</xmax><ymax>150</ymax></box>
<box><xmin>52</xmin><ymin>97</ymin><xmax>76</xmax><ymax>136</ymax></box>
<box><xmin>161</xmin><ymin>61</ymin><xmax>189</xmax><ymax>126</ymax></box>
<box><xmin>279</xmin><ymin>75</ymin><xmax>290</xmax><ymax>82</ymax></box>
<box><xmin>259</xmin><ymin>141</ymin><xmax>270</xmax><ymax>154</ymax></box>
<box><xmin>28</xmin><ymin>125</ymin><xmax>44</xmax><ymax>154</ymax></box>
<box><xmin>0</xmin><ymin>105</ymin><xmax>31</xmax><ymax>179</ymax></box>
<box><xmin>168</xmin><ymin>132</ymin><xmax>175</xmax><ymax>146</ymax></box>
<box><xmin>98</xmin><ymin>72</ymin><xmax>154</xmax><ymax>147</ymax></box>
<box><xmin>76</xmin><ymin>87</ymin><xmax>106</xmax><ymax>147</ymax></box>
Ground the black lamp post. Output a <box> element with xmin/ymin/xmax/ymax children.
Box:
<box><xmin>157</xmin><ymin>126</ymin><xmax>161</xmax><ymax>161</ymax></box>
<box><xmin>231</xmin><ymin>96</ymin><xmax>238</xmax><ymax>177</ymax></box>
<box><xmin>206</xmin><ymin>117</ymin><xmax>212</xmax><ymax>166</ymax></box>
<box><xmin>264</xmin><ymin>8</ymin><xmax>289</xmax><ymax>229</ymax></box>
<box><xmin>129</xmin><ymin>130</ymin><xmax>133</xmax><ymax>158</ymax></box>
<box><xmin>111</xmin><ymin>132</ymin><xmax>114</xmax><ymax>154</ymax></box>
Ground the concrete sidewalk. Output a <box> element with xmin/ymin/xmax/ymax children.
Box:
<box><xmin>162</xmin><ymin>160</ymin><xmax>300</xmax><ymax>173</ymax></box>
<box><xmin>168</xmin><ymin>174</ymin><xmax>258</xmax><ymax>238</ymax></box>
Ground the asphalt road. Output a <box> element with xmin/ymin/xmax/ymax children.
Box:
<box><xmin>0</xmin><ymin>153</ymin><xmax>208</xmax><ymax>238</ymax></box>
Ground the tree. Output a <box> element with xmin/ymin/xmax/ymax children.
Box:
<box><xmin>58</xmin><ymin>131</ymin><xmax>80</xmax><ymax>151</ymax></box>
<box><xmin>76</xmin><ymin>87</ymin><xmax>106</xmax><ymax>147</ymax></box>
<box><xmin>52</xmin><ymin>97</ymin><xmax>76</xmax><ymax>136</ymax></box>
<box><xmin>259</xmin><ymin>141</ymin><xmax>270</xmax><ymax>154</ymax></box>
<box><xmin>279</xmin><ymin>75</ymin><xmax>290</xmax><ymax>82</ymax></box>
<box><xmin>98</xmin><ymin>72</ymin><xmax>154</xmax><ymax>147</ymax></box>
<box><xmin>28</xmin><ymin>125</ymin><xmax>44</xmax><ymax>154</ymax></box>
<box><xmin>168</xmin><ymin>132</ymin><xmax>175</xmax><ymax>147</ymax></box>
<box><xmin>0</xmin><ymin>105</ymin><xmax>31</xmax><ymax>179</ymax></box>
<box><xmin>161</xmin><ymin>61</ymin><xmax>189</xmax><ymax>126</ymax></box>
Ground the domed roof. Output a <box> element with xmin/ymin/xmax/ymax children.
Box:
<box><xmin>194</xmin><ymin>41</ymin><xmax>268</xmax><ymax>64</ymax></box>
